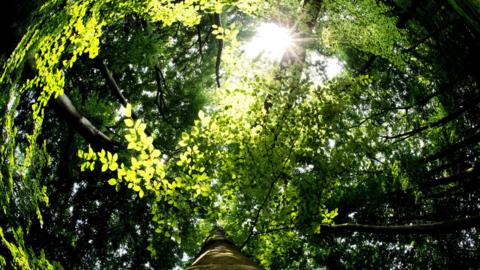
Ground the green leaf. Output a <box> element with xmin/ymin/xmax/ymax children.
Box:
<box><xmin>134</xmin><ymin>119</ymin><xmax>141</xmax><ymax>129</ymax></box>
<box><xmin>108</xmin><ymin>178</ymin><xmax>117</xmax><ymax>186</ymax></box>
<box><xmin>124</xmin><ymin>118</ymin><xmax>134</xmax><ymax>127</ymax></box>
<box><xmin>131</xmin><ymin>157</ymin><xmax>139</xmax><ymax>168</ymax></box>
<box><xmin>98</xmin><ymin>149</ymin><xmax>105</xmax><ymax>159</ymax></box>
<box><xmin>151</xmin><ymin>149</ymin><xmax>161</xmax><ymax>158</ymax></box>
<box><xmin>80</xmin><ymin>162</ymin><xmax>87</xmax><ymax>172</ymax></box>
<box><xmin>125</xmin><ymin>104</ymin><xmax>132</xmax><ymax>118</ymax></box>
<box><xmin>109</xmin><ymin>163</ymin><xmax>118</xmax><ymax>171</ymax></box>
<box><xmin>191</xmin><ymin>126</ymin><xmax>199</xmax><ymax>137</ymax></box>
<box><xmin>127</xmin><ymin>142</ymin><xmax>136</xmax><ymax>149</ymax></box>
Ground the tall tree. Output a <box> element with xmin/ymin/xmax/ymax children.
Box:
<box><xmin>1</xmin><ymin>0</ymin><xmax>480</xmax><ymax>269</ymax></box>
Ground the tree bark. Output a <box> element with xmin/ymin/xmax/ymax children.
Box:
<box><xmin>186</xmin><ymin>227</ymin><xmax>262</xmax><ymax>270</ymax></box>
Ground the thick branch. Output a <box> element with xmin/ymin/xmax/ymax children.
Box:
<box><xmin>425</xmin><ymin>155</ymin><xmax>473</xmax><ymax>177</ymax></box>
<box><xmin>320</xmin><ymin>214</ymin><xmax>480</xmax><ymax>234</ymax></box>
<box><xmin>384</xmin><ymin>97</ymin><xmax>479</xmax><ymax>141</ymax></box>
<box><xmin>55</xmin><ymin>94</ymin><xmax>114</xmax><ymax>151</ymax></box>
<box><xmin>426</xmin><ymin>132</ymin><xmax>480</xmax><ymax>162</ymax></box>
<box><xmin>424</xmin><ymin>185</ymin><xmax>465</xmax><ymax>199</ymax></box>
<box><xmin>26</xmin><ymin>57</ymin><xmax>114</xmax><ymax>150</ymax></box>
<box><xmin>420</xmin><ymin>165</ymin><xmax>478</xmax><ymax>189</ymax></box>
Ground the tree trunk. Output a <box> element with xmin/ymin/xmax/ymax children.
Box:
<box><xmin>186</xmin><ymin>228</ymin><xmax>262</xmax><ymax>270</ymax></box>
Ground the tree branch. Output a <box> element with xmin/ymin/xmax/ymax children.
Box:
<box><xmin>26</xmin><ymin>57</ymin><xmax>115</xmax><ymax>150</ymax></box>
<box><xmin>154</xmin><ymin>63</ymin><xmax>168</xmax><ymax>118</ymax></box>
<box><xmin>239</xmin><ymin>176</ymin><xmax>278</xmax><ymax>250</ymax></box>
<box><xmin>425</xmin><ymin>132</ymin><xmax>480</xmax><ymax>162</ymax></box>
<box><xmin>320</xmin><ymin>214</ymin><xmax>480</xmax><ymax>234</ymax></box>
<box><xmin>196</xmin><ymin>24</ymin><xmax>203</xmax><ymax>60</ymax></box>
<box><xmin>97</xmin><ymin>59</ymin><xmax>128</xmax><ymax>107</ymax></box>
<box><xmin>55</xmin><ymin>94</ymin><xmax>114</xmax><ymax>151</ymax></box>
<box><xmin>384</xmin><ymin>96</ymin><xmax>479</xmax><ymax>141</ymax></box>
<box><xmin>254</xmin><ymin>225</ymin><xmax>296</xmax><ymax>236</ymax></box>
<box><xmin>420</xmin><ymin>165</ymin><xmax>478</xmax><ymax>189</ymax></box>
<box><xmin>97</xmin><ymin>59</ymin><xmax>139</xmax><ymax>119</ymax></box>
<box><xmin>213</xmin><ymin>13</ymin><xmax>223</xmax><ymax>88</ymax></box>
<box><xmin>402</xmin><ymin>19</ymin><xmax>461</xmax><ymax>53</ymax></box>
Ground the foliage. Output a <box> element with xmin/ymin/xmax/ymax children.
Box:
<box><xmin>1</xmin><ymin>0</ymin><xmax>480</xmax><ymax>269</ymax></box>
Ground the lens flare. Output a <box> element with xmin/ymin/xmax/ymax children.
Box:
<box><xmin>243</xmin><ymin>23</ymin><xmax>293</xmax><ymax>61</ymax></box>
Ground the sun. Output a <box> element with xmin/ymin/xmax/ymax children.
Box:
<box><xmin>243</xmin><ymin>23</ymin><xmax>294</xmax><ymax>61</ymax></box>
<box><xmin>241</xmin><ymin>23</ymin><xmax>344</xmax><ymax>82</ymax></box>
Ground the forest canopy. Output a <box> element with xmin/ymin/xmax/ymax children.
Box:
<box><xmin>1</xmin><ymin>0</ymin><xmax>480</xmax><ymax>269</ymax></box>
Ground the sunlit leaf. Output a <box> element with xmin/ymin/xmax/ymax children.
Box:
<box><xmin>125</xmin><ymin>104</ymin><xmax>132</xmax><ymax>118</ymax></box>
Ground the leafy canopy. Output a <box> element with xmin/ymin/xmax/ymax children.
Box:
<box><xmin>1</xmin><ymin>0</ymin><xmax>480</xmax><ymax>269</ymax></box>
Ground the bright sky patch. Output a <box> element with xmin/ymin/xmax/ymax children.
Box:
<box><xmin>243</xmin><ymin>23</ymin><xmax>293</xmax><ymax>61</ymax></box>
